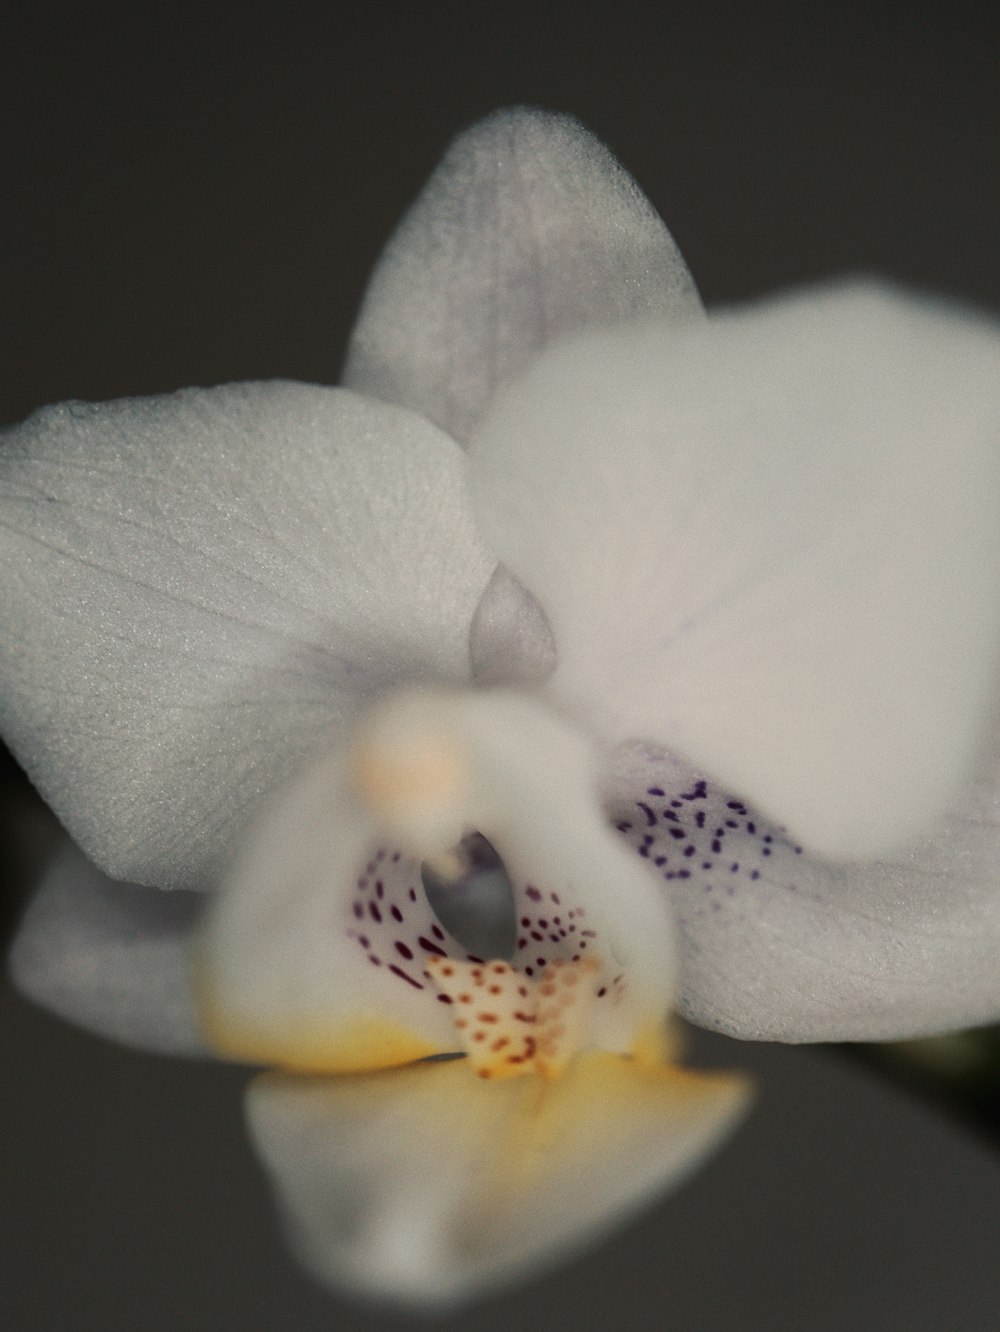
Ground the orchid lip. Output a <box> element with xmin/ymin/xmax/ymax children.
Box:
<box><xmin>196</xmin><ymin>687</ymin><xmax>679</xmax><ymax>1076</ymax></box>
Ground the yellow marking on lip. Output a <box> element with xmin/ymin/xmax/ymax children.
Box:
<box><xmin>195</xmin><ymin>976</ymin><xmax>443</xmax><ymax>1074</ymax></box>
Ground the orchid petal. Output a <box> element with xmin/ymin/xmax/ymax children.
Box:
<box><xmin>606</xmin><ymin>728</ymin><xmax>1000</xmax><ymax>1041</ymax></box>
<box><xmin>198</xmin><ymin>688</ymin><xmax>677</xmax><ymax>1072</ymax></box>
<box><xmin>343</xmin><ymin>107</ymin><xmax>700</xmax><ymax>445</ymax></box>
<box><xmin>9</xmin><ymin>842</ymin><xmax>208</xmax><ymax>1056</ymax></box>
<box><xmin>246</xmin><ymin>1052</ymin><xmax>748</xmax><ymax>1309</ymax></box>
<box><xmin>470</xmin><ymin>283</ymin><xmax>1000</xmax><ymax>858</ymax></box>
<box><xmin>0</xmin><ymin>382</ymin><xmax>493</xmax><ymax>889</ymax></box>
<box><xmin>195</xmin><ymin>744</ymin><xmax>460</xmax><ymax>1071</ymax></box>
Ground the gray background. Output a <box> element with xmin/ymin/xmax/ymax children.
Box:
<box><xmin>3</xmin><ymin>4</ymin><xmax>1000</xmax><ymax>1329</ymax></box>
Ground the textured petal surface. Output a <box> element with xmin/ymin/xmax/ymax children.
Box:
<box><xmin>246</xmin><ymin>1053</ymin><xmax>748</xmax><ymax>1309</ymax></box>
<box><xmin>605</xmin><ymin>725</ymin><xmax>1000</xmax><ymax>1041</ymax></box>
<box><xmin>342</xmin><ymin>107</ymin><xmax>700</xmax><ymax>445</ymax></box>
<box><xmin>0</xmin><ymin>382</ymin><xmax>493</xmax><ymax>888</ymax></box>
<box><xmin>9</xmin><ymin>842</ymin><xmax>208</xmax><ymax>1055</ymax></box>
<box><xmin>471</xmin><ymin>283</ymin><xmax>1000</xmax><ymax>857</ymax></box>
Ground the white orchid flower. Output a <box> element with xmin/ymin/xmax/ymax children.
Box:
<box><xmin>5</xmin><ymin>107</ymin><xmax>1000</xmax><ymax>1309</ymax></box>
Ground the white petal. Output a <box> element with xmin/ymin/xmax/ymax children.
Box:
<box><xmin>470</xmin><ymin>283</ymin><xmax>1000</xmax><ymax>857</ymax></box>
<box><xmin>343</xmin><ymin>107</ymin><xmax>700</xmax><ymax>445</ymax></box>
<box><xmin>195</xmin><ymin>744</ymin><xmax>462</xmax><ymax>1071</ymax></box>
<box><xmin>0</xmin><ymin>382</ymin><xmax>493</xmax><ymax>889</ymax></box>
<box><xmin>245</xmin><ymin>1052</ymin><xmax>749</xmax><ymax>1309</ymax></box>
<box><xmin>9</xmin><ymin>842</ymin><xmax>208</xmax><ymax>1056</ymax></box>
<box><xmin>198</xmin><ymin>688</ymin><xmax>677</xmax><ymax>1071</ymax></box>
<box><xmin>606</xmin><ymin>728</ymin><xmax>1000</xmax><ymax>1041</ymax></box>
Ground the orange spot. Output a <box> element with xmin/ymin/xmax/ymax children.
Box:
<box><xmin>350</xmin><ymin>736</ymin><xmax>467</xmax><ymax>828</ymax></box>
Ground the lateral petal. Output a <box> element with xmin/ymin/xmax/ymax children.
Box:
<box><xmin>9</xmin><ymin>842</ymin><xmax>208</xmax><ymax>1056</ymax></box>
<box><xmin>246</xmin><ymin>1052</ymin><xmax>749</xmax><ymax>1309</ymax></box>
<box><xmin>471</xmin><ymin>283</ymin><xmax>1000</xmax><ymax>857</ymax></box>
<box><xmin>343</xmin><ymin>107</ymin><xmax>700</xmax><ymax>445</ymax></box>
<box><xmin>606</xmin><ymin>730</ymin><xmax>1000</xmax><ymax>1041</ymax></box>
<box><xmin>0</xmin><ymin>382</ymin><xmax>492</xmax><ymax>888</ymax></box>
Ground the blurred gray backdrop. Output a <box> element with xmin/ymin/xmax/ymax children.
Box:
<box><xmin>3</xmin><ymin>4</ymin><xmax>1000</xmax><ymax>1329</ymax></box>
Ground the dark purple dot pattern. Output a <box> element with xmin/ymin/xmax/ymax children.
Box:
<box><xmin>345</xmin><ymin>843</ymin><xmax>623</xmax><ymax>1012</ymax></box>
<box><xmin>609</xmin><ymin>773</ymin><xmax>803</xmax><ymax>920</ymax></box>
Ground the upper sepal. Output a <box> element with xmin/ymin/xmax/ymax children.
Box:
<box><xmin>343</xmin><ymin>107</ymin><xmax>700</xmax><ymax>445</ymax></box>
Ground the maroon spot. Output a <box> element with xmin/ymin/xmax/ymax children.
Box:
<box><xmin>418</xmin><ymin>936</ymin><xmax>448</xmax><ymax>957</ymax></box>
<box><xmin>526</xmin><ymin>886</ymin><xmax>542</xmax><ymax>902</ymax></box>
<box><xmin>395</xmin><ymin>941</ymin><xmax>414</xmax><ymax>961</ymax></box>
<box><xmin>390</xmin><ymin>905</ymin><xmax>404</xmax><ymax>923</ymax></box>
<box><xmin>369</xmin><ymin>902</ymin><xmax>382</xmax><ymax>923</ymax></box>
<box><xmin>389</xmin><ymin>964</ymin><xmax>424</xmax><ymax>989</ymax></box>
